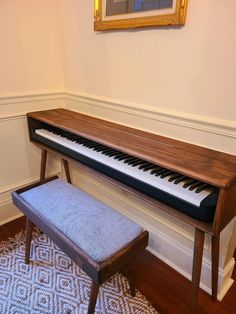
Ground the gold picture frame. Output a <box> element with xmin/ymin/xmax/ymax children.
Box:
<box><xmin>94</xmin><ymin>0</ymin><xmax>188</xmax><ymax>31</ymax></box>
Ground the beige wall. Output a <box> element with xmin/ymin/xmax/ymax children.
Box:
<box><xmin>0</xmin><ymin>0</ymin><xmax>235</xmax><ymax>299</ymax></box>
<box><xmin>60</xmin><ymin>0</ymin><xmax>236</xmax><ymax>123</ymax></box>
<box><xmin>0</xmin><ymin>1</ymin><xmax>64</xmax><ymax>223</ymax></box>
<box><xmin>0</xmin><ymin>0</ymin><xmax>64</xmax><ymax>96</ymax></box>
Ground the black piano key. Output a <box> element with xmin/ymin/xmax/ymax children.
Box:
<box><xmin>150</xmin><ymin>167</ymin><xmax>163</xmax><ymax>175</ymax></box>
<box><xmin>183</xmin><ymin>179</ymin><xmax>198</xmax><ymax>189</ymax></box>
<box><xmin>124</xmin><ymin>157</ymin><xmax>139</xmax><ymax>164</ymax></box>
<box><xmin>116</xmin><ymin>154</ymin><xmax>131</xmax><ymax>161</ymax></box>
<box><xmin>103</xmin><ymin>148</ymin><xmax>117</xmax><ymax>155</ymax></box>
<box><xmin>61</xmin><ymin>131</ymin><xmax>72</xmax><ymax>137</ymax></box>
<box><xmin>196</xmin><ymin>184</ymin><xmax>209</xmax><ymax>193</ymax></box>
<box><xmin>103</xmin><ymin>150</ymin><xmax>114</xmax><ymax>156</ymax></box>
<box><xmin>92</xmin><ymin>147</ymin><xmax>104</xmax><ymax>152</ymax></box>
<box><xmin>94</xmin><ymin>146</ymin><xmax>109</xmax><ymax>152</ymax></box>
<box><xmin>114</xmin><ymin>153</ymin><xmax>127</xmax><ymax>159</ymax></box>
<box><xmin>168</xmin><ymin>173</ymin><xmax>181</xmax><ymax>182</ymax></box>
<box><xmin>76</xmin><ymin>138</ymin><xmax>90</xmax><ymax>144</ymax></box>
<box><xmin>189</xmin><ymin>182</ymin><xmax>203</xmax><ymax>191</ymax></box>
<box><xmin>138</xmin><ymin>162</ymin><xmax>152</xmax><ymax>170</ymax></box>
<box><xmin>105</xmin><ymin>150</ymin><xmax>119</xmax><ymax>156</ymax></box>
<box><xmin>160</xmin><ymin>171</ymin><xmax>173</xmax><ymax>179</ymax></box>
<box><xmin>139</xmin><ymin>163</ymin><xmax>152</xmax><ymax>171</ymax></box>
<box><xmin>174</xmin><ymin>175</ymin><xmax>187</xmax><ymax>185</ymax></box>
<box><xmin>82</xmin><ymin>140</ymin><xmax>95</xmax><ymax>145</ymax></box>
<box><xmin>107</xmin><ymin>151</ymin><xmax>122</xmax><ymax>157</ymax></box>
<box><xmin>155</xmin><ymin>168</ymin><xmax>169</xmax><ymax>176</ymax></box>
<box><xmin>83</xmin><ymin>142</ymin><xmax>96</xmax><ymax>148</ymax></box>
<box><xmin>102</xmin><ymin>148</ymin><xmax>116</xmax><ymax>155</ymax></box>
<box><xmin>131</xmin><ymin>160</ymin><xmax>147</xmax><ymax>167</ymax></box>
<box><xmin>86</xmin><ymin>142</ymin><xmax>102</xmax><ymax>149</ymax></box>
<box><xmin>127</xmin><ymin>159</ymin><xmax>142</xmax><ymax>165</ymax></box>
<box><xmin>66</xmin><ymin>134</ymin><xmax>78</xmax><ymax>141</ymax></box>
<box><xmin>142</xmin><ymin>165</ymin><xmax>157</xmax><ymax>172</ymax></box>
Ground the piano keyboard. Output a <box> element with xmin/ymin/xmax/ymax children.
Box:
<box><xmin>33</xmin><ymin>127</ymin><xmax>219</xmax><ymax>222</ymax></box>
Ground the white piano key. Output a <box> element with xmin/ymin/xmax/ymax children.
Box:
<box><xmin>35</xmin><ymin>129</ymin><xmax>212</xmax><ymax>207</ymax></box>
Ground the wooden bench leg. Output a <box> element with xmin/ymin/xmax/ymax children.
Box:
<box><xmin>25</xmin><ymin>218</ymin><xmax>33</xmax><ymax>264</ymax></box>
<box><xmin>87</xmin><ymin>281</ymin><xmax>99</xmax><ymax>314</ymax></box>
<box><xmin>63</xmin><ymin>159</ymin><xmax>71</xmax><ymax>184</ymax></box>
<box><xmin>40</xmin><ymin>149</ymin><xmax>48</xmax><ymax>181</ymax></box>
<box><xmin>126</xmin><ymin>262</ymin><xmax>136</xmax><ymax>297</ymax></box>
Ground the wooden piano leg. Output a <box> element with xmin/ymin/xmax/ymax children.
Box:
<box><xmin>63</xmin><ymin>159</ymin><xmax>71</xmax><ymax>183</ymax></box>
<box><xmin>211</xmin><ymin>235</ymin><xmax>220</xmax><ymax>300</ymax></box>
<box><xmin>40</xmin><ymin>149</ymin><xmax>48</xmax><ymax>180</ymax></box>
<box><xmin>191</xmin><ymin>228</ymin><xmax>205</xmax><ymax>314</ymax></box>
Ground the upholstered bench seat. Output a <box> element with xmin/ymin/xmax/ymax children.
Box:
<box><xmin>12</xmin><ymin>177</ymin><xmax>149</xmax><ymax>314</ymax></box>
<box><xmin>20</xmin><ymin>179</ymin><xmax>143</xmax><ymax>263</ymax></box>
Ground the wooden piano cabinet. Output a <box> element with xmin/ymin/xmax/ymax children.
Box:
<box><xmin>26</xmin><ymin>109</ymin><xmax>236</xmax><ymax>314</ymax></box>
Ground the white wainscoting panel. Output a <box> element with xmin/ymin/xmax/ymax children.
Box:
<box><xmin>0</xmin><ymin>92</ymin><xmax>64</xmax><ymax>224</ymax></box>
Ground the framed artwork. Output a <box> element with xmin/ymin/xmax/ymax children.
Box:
<box><xmin>94</xmin><ymin>0</ymin><xmax>188</xmax><ymax>31</ymax></box>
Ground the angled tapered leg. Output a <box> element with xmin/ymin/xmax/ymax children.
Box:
<box><xmin>87</xmin><ymin>281</ymin><xmax>99</xmax><ymax>314</ymax></box>
<box><xmin>63</xmin><ymin>159</ymin><xmax>71</xmax><ymax>183</ymax></box>
<box><xmin>212</xmin><ymin>235</ymin><xmax>220</xmax><ymax>300</ymax></box>
<box><xmin>25</xmin><ymin>218</ymin><xmax>33</xmax><ymax>264</ymax></box>
<box><xmin>126</xmin><ymin>262</ymin><xmax>136</xmax><ymax>297</ymax></box>
<box><xmin>191</xmin><ymin>228</ymin><xmax>205</xmax><ymax>314</ymax></box>
<box><xmin>40</xmin><ymin>149</ymin><xmax>48</xmax><ymax>180</ymax></box>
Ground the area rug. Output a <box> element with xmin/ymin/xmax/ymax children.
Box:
<box><xmin>0</xmin><ymin>230</ymin><xmax>158</xmax><ymax>314</ymax></box>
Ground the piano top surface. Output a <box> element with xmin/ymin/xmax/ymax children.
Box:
<box><xmin>27</xmin><ymin>108</ymin><xmax>236</xmax><ymax>189</ymax></box>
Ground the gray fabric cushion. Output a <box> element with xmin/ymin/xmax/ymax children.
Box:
<box><xmin>20</xmin><ymin>179</ymin><xmax>143</xmax><ymax>263</ymax></box>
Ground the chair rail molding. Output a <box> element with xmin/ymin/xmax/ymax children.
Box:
<box><xmin>0</xmin><ymin>91</ymin><xmax>65</xmax><ymax>120</ymax></box>
<box><xmin>65</xmin><ymin>91</ymin><xmax>236</xmax><ymax>139</ymax></box>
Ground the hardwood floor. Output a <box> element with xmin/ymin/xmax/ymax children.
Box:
<box><xmin>0</xmin><ymin>216</ymin><xmax>235</xmax><ymax>314</ymax></box>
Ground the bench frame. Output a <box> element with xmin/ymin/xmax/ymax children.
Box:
<box><xmin>12</xmin><ymin>175</ymin><xmax>149</xmax><ymax>314</ymax></box>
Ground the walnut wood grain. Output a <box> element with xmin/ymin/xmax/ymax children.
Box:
<box><xmin>40</xmin><ymin>149</ymin><xmax>47</xmax><ymax>180</ymax></box>
<box><xmin>27</xmin><ymin>109</ymin><xmax>236</xmax><ymax>188</ymax></box>
<box><xmin>191</xmin><ymin>229</ymin><xmax>205</xmax><ymax>314</ymax></box>
<box><xmin>62</xmin><ymin>159</ymin><xmax>71</xmax><ymax>184</ymax></box>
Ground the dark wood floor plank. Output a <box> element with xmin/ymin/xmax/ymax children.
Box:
<box><xmin>0</xmin><ymin>216</ymin><xmax>235</xmax><ymax>314</ymax></box>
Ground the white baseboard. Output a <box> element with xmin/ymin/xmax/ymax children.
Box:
<box><xmin>0</xmin><ymin>213</ymin><xmax>24</xmax><ymax>227</ymax></box>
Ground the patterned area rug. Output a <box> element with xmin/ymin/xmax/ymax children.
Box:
<box><xmin>0</xmin><ymin>231</ymin><xmax>158</xmax><ymax>314</ymax></box>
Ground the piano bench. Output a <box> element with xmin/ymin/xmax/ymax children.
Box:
<box><xmin>12</xmin><ymin>176</ymin><xmax>149</xmax><ymax>314</ymax></box>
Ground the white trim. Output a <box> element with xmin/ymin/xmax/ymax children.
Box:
<box><xmin>0</xmin><ymin>91</ymin><xmax>65</xmax><ymax>121</ymax></box>
<box><xmin>2</xmin><ymin>91</ymin><xmax>235</xmax><ymax>140</ymax></box>
<box><xmin>0</xmin><ymin>169</ymin><xmax>62</xmax><ymax>196</ymax></box>
<box><xmin>0</xmin><ymin>113</ymin><xmax>26</xmax><ymax>121</ymax></box>
<box><xmin>65</xmin><ymin>91</ymin><xmax>236</xmax><ymax>139</ymax></box>
<box><xmin>0</xmin><ymin>213</ymin><xmax>24</xmax><ymax>227</ymax></box>
<box><xmin>0</xmin><ymin>91</ymin><xmax>64</xmax><ymax>105</ymax></box>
